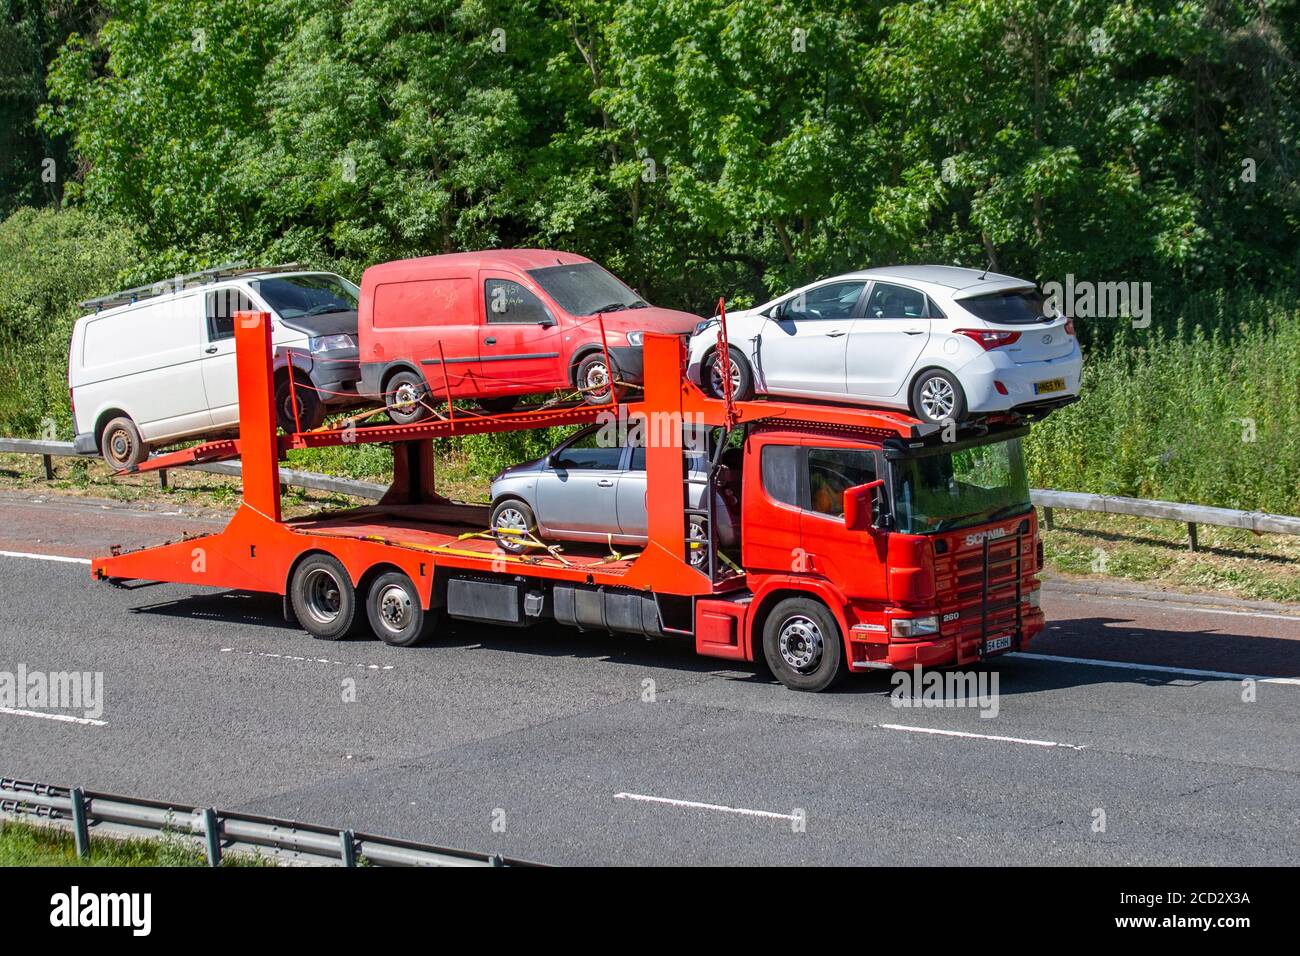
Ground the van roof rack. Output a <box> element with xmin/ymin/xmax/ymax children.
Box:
<box><xmin>79</xmin><ymin>263</ymin><xmax>307</xmax><ymax>312</ymax></box>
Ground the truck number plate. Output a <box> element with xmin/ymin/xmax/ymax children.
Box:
<box><xmin>985</xmin><ymin>635</ymin><xmax>1013</xmax><ymax>653</ymax></box>
<box><xmin>1034</xmin><ymin>378</ymin><xmax>1065</xmax><ymax>395</ymax></box>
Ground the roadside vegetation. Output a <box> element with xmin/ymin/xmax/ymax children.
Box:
<box><xmin>0</xmin><ymin>818</ymin><xmax>275</xmax><ymax>867</ymax></box>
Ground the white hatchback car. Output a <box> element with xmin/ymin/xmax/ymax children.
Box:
<box><xmin>687</xmin><ymin>265</ymin><xmax>1081</xmax><ymax>424</ymax></box>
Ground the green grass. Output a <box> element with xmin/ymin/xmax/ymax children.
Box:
<box><xmin>0</xmin><ymin>818</ymin><xmax>275</xmax><ymax>867</ymax></box>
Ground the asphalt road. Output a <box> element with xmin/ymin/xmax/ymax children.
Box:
<box><xmin>1</xmin><ymin>490</ymin><xmax>1297</xmax><ymax>865</ymax></box>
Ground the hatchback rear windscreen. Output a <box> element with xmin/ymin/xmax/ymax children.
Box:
<box><xmin>960</xmin><ymin>289</ymin><xmax>1053</xmax><ymax>324</ymax></box>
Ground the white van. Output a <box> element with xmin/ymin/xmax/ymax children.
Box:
<box><xmin>69</xmin><ymin>265</ymin><xmax>362</xmax><ymax>468</ymax></box>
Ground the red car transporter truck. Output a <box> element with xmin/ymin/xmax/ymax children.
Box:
<box><xmin>93</xmin><ymin>311</ymin><xmax>1046</xmax><ymax>692</ymax></box>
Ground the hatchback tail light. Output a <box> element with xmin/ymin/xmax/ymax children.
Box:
<box><xmin>1064</xmin><ymin>319</ymin><xmax>1076</xmax><ymax>336</ymax></box>
<box><xmin>955</xmin><ymin>328</ymin><xmax>1021</xmax><ymax>350</ymax></box>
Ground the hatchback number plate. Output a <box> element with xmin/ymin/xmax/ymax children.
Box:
<box><xmin>1033</xmin><ymin>378</ymin><xmax>1066</xmax><ymax>395</ymax></box>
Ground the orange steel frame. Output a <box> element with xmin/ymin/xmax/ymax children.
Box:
<box><xmin>91</xmin><ymin>311</ymin><xmax>936</xmax><ymax>619</ymax></box>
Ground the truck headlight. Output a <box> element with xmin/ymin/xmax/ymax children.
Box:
<box><xmin>309</xmin><ymin>333</ymin><xmax>356</xmax><ymax>352</ymax></box>
<box><xmin>891</xmin><ymin>615</ymin><xmax>939</xmax><ymax>638</ymax></box>
<box><xmin>625</xmin><ymin>330</ymin><xmax>644</xmax><ymax>346</ymax></box>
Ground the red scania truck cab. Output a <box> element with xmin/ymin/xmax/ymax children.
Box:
<box><xmin>92</xmin><ymin>315</ymin><xmax>1045</xmax><ymax>693</ymax></box>
<box><xmin>731</xmin><ymin>422</ymin><xmax>1043</xmax><ymax>689</ymax></box>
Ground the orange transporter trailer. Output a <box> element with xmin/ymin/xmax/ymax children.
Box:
<box><xmin>92</xmin><ymin>311</ymin><xmax>1046</xmax><ymax>692</ymax></box>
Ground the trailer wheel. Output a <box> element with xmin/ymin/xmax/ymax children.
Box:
<box><xmin>761</xmin><ymin>597</ymin><xmax>848</xmax><ymax>692</ymax></box>
<box><xmin>365</xmin><ymin>571</ymin><xmax>438</xmax><ymax>647</ymax></box>
<box><xmin>290</xmin><ymin>554</ymin><xmax>358</xmax><ymax>641</ymax></box>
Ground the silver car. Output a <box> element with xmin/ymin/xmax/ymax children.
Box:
<box><xmin>488</xmin><ymin>426</ymin><xmax>736</xmax><ymax>566</ymax></box>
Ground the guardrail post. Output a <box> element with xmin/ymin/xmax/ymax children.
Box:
<box><xmin>488</xmin><ymin>853</ymin><xmax>505</xmax><ymax>867</ymax></box>
<box><xmin>70</xmin><ymin>787</ymin><xmax>90</xmax><ymax>859</ymax></box>
<box><xmin>339</xmin><ymin>829</ymin><xmax>357</xmax><ymax>867</ymax></box>
<box><xmin>42</xmin><ymin>454</ymin><xmax>54</xmax><ymax>481</ymax></box>
<box><xmin>158</xmin><ymin>469</ymin><xmax>168</xmax><ymax>490</ymax></box>
<box><xmin>1042</xmin><ymin>506</ymin><xmax>1054</xmax><ymax>531</ymax></box>
<box><xmin>202</xmin><ymin>807</ymin><xmax>222</xmax><ymax>866</ymax></box>
<box><xmin>1187</xmin><ymin>522</ymin><xmax>1198</xmax><ymax>552</ymax></box>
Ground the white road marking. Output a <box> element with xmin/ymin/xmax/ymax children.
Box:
<box><xmin>0</xmin><ymin>706</ymin><xmax>106</xmax><ymax>727</ymax></box>
<box><xmin>878</xmin><ymin>722</ymin><xmax>1086</xmax><ymax>750</ymax></box>
<box><xmin>1010</xmin><ymin>652</ymin><xmax>1300</xmax><ymax>686</ymax></box>
<box><xmin>220</xmin><ymin>647</ymin><xmax>394</xmax><ymax>671</ymax></box>
<box><xmin>0</xmin><ymin>550</ymin><xmax>90</xmax><ymax>565</ymax></box>
<box><xmin>614</xmin><ymin>792</ymin><xmax>800</xmax><ymax>821</ymax></box>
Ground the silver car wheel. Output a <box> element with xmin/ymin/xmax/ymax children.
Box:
<box><xmin>778</xmin><ymin>615</ymin><xmax>824</xmax><ymax>672</ymax></box>
<box><xmin>687</xmin><ymin>520</ymin><xmax>709</xmax><ymax>569</ymax></box>
<box><xmin>709</xmin><ymin>355</ymin><xmax>741</xmax><ymax>395</ymax></box>
<box><xmin>919</xmin><ymin>377</ymin><xmax>956</xmax><ymax>420</ymax></box>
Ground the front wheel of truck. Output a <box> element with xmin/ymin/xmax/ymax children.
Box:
<box><xmin>761</xmin><ymin>596</ymin><xmax>848</xmax><ymax>692</ymax></box>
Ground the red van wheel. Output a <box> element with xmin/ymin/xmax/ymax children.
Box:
<box><xmin>575</xmin><ymin>353</ymin><xmax>620</xmax><ymax>405</ymax></box>
<box><xmin>385</xmin><ymin>370</ymin><xmax>432</xmax><ymax>424</ymax></box>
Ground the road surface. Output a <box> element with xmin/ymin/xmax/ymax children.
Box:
<box><xmin>1</xmin><ymin>490</ymin><xmax>1297</xmax><ymax>865</ymax></box>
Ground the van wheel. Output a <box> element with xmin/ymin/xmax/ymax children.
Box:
<box><xmin>490</xmin><ymin>499</ymin><xmax>536</xmax><ymax>553</ymax></box>
<box><xmin>385</xmin><ymin>370</ymin><xmax>431</xmax><ymax>424</ymax></box>
<box><xmin>761</xmin><ymin>597</ymin><xmax>848</xmax><ymax>692</ymax></box>
<box><xmin>100</xmin><ymin>416</ymin><xmax>148</xmax><ymax>470</ymax></box>
<box><xmin>910</xmin><ymin>369</ymin><xmax>966</xmax><ymax>425</ymax></box>
<box><xmin>574</xmin><ymin>353</ymin><xmax>619</xmax><ymax>405</ymax></box>
<box><xmin>275</xmin><ymin>376</ymin><xmax>325</xmax><ymax>433</ymax></box>
<box><xmin>290</xmin><ymin>554</ymin><xmax>357</xmax><ymax>641</ymax></box>
<box><xmin>365</xmin><ymin>571</ymin><xmax>438</xmax><ymax>647</ymax></box>
<box><xmin>704</xmin><ymin>349</ymin><xmax>754</xmax><ymax>401</ymax></box>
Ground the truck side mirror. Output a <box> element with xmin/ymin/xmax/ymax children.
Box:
<box><xmin>844</xmin><ymin>479</ymin><xmax>887</xmax><ymax>532</ymax></box>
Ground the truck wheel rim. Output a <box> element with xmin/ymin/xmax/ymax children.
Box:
<box><xmin>778</xmin><ymin>615</ymin><xmax>823</xmax><ymax>671</ymax></box>
<box><xmin>710</xmin><ymin>356</ymin><xmax>741</xmax><ymax>394</ymax></box>
<box><xmin>303</xmin><ymin>568</ymin><xmax>343</xmax><ymax>625</ymax></box>
<box><xmin>376</xmin><ymin>584</ymin><xmax>412</xmax><ymax>633</ymax></box>
<box><xmin>919</xmin><ymin>378</ymin><xmax>955</xmax><ymax>419</ymax></box>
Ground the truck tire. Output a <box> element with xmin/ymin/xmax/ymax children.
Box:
<box><xmin>100</xmin><ymin>416</ymin><xmax>148</xmax><ymax>470</ymax></box>
<box><xmin>704</xmin><ymin>349</ymin><xmax>754</xmax><ymax>401</ymax></box>
<box><xmin>761</xmin><ymin>597</ymin><xmax>848</xmax><ymax>692</ymax></box>
<box><xmin>385</xmin><ymin>369</ymin><xmax>431</xmax><ymax>424</ymax></box>
<box><xmin>276</xmin><ymin>375</ymin><xmax>325</xmax><ymax>433</ymax></box>
<box><xmin>290</xmin><ymin>553</ymin><xmax>358</xmax><ymax>641</ymax></box>
<box><xmin>909</xmin><ymin>368</ymin><xmax>966</xmax><ymax>425</ymax></box>
<box><xmin>365</xmin><ymin>571</ymin><xmax>438</xmax><ymax>647</ymax></box>
<box><xmin>490</xmin><ymin>499</ymin><xmax>537</xmax><ymax>553</ymax></box>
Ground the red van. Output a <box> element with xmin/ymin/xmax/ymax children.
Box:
<box><xmin>357</xmin><ymin>250</ymin><xmax>701</xmax><ymax>421</ymax></box>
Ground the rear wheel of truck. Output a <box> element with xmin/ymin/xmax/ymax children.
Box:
<box><xmin>365</xmin><ymin>571</ymin><xmax>438</xmax><ymax>647</ymax></box>
<box><xmin>385</xmin><ymin>370</ymin><xmax>431</xmax><ymax>424</ymax></box>
<box><xmin>761</xmin><ymin>597</ymin><xmax>848</xmax><ymax>692</ymax></box>
<box><xmin>290</xmin><ymin>554</ymin><xmax>358</xmax><ymax>641</ymax></box>
<box><xmin>275</xmin><ymin>374</ymin><xmax>325</xmax><ymax>433</ymax></box>
<box><xmin>99</xmin><ymin>416</ymin><xmax>148</xmax><ymax>470</ymax></box>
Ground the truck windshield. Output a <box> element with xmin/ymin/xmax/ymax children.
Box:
<box><xmin>528</xmin><ymin>262</ymin><xmax>647</xmax><ymax>316</ymax></box>
<box><xmin>891</xmin><ymin>436</ymin><xmax>1030</xmax><ymax>533</ymax></box>
<box><xmin>251</xmin><ymin>274</ymin><xmax>359</xmax><ymax>319</ymax></box>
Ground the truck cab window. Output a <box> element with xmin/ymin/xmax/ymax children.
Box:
<box><xmin>807</xmin><ymin>448</ymin><xmax>877</xmax><ymax>518</ymax></box>
<box><xmin>761</xmin><ymin>445</ymin><xmax>801</xmax><ymax>508</ymax></box>
<box><xmin>206</xmin><ymin>289</ymin><xmax>254</xmax><ymax>342</ymax></box>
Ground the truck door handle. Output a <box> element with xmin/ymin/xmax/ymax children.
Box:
<box><xmin>205</xmin><ymin>346</ymin><xmax>219</xmax><ymax>354</ymax></box>
<box><xmin>484</xmin><ymin>337</ymin><xmax>497</xmax><ymax>345</ymax></box>
<box><xmin>597</xmin><ymin>478</ymin><xmax>614</xmax><ymax>487</ymax></box>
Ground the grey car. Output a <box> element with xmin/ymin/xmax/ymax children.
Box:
<box><xmin>488</xmin><ymin>426</ymin><xmax>736</xmax><ymax>566</ymax></box>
